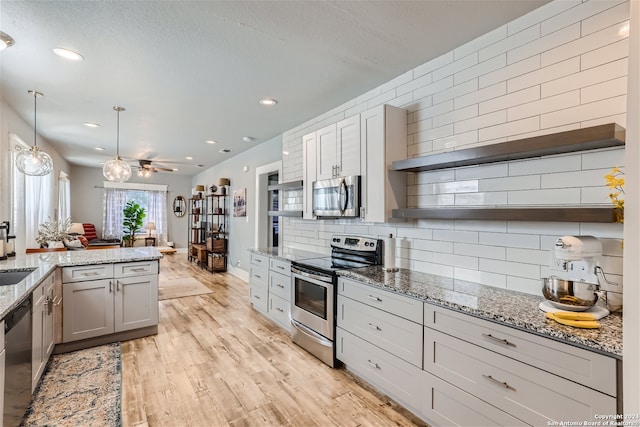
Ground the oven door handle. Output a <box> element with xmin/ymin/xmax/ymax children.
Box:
<box><xmin>291</xmin><ymin>266</ymin><xmax>333</xmax><ymax>284</ymax></box>
<box><xmin>291</xmin><ymin>319</ymin><xmax>333</xmax><ymax>348</ymax></box>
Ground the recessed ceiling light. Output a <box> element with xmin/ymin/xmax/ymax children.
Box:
<box><xmin>259</xmin><ymin>98</ymin><xmax>278</xmax><ymax>106</ymax></box>
<box><xmin>185</xmin><ymin>156</ymin><xmax>193</xmax><ymax>160</ymax></box>
<box><xmin>219</xmin><ymin>149</ymin><xmax>231</xmax><ymax>153</ymax></box>
<box><xmin>53</xmin><ymin>47</ymin><xmax>84</xmax><ymax>61</ymax></box>
<box><xmin>172</xmin><ymin>168</ymin><xmax>178</xmax><ymax>171</ymax></box>
<box><xmin>84</xmin><ymin>122</ymin><xmax>100</xmax><ymax>128</ymax></box>
<box><xmin>242</xmin><ymin>136</ymin><xmax>255</xmax><ymax>143</ymax></box>
<box><xmin>282</xmin><ymin>151</ymin><xmax>289</xmax><ymax>155</ymax></box>
<box><xmin>95</xmin><ymin>147</ymin><xmax>105</xmax><ymax>151</ymax></box>
<box><xmin>0</xmin><ymin>31</ymin><xmax>15</xmax><ymax>51</ymax></box>
<box><xmin>205</xmin><ymin>140</ymin><xmax>217</xmax><ymax>144</ymax></box>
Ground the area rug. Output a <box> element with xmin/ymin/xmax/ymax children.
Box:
<box><xmin>22</xmin><ymin>343</ymin><xmax>121</xmax><ymax>427</ymax></box>
<box><xmin>159</xmin><ymin>277</ymin><xmax>213</xmax><ymax>300</ymax></box>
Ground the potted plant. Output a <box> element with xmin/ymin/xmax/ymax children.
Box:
<box><xmin>122</xmin><ymin>201</ymin><xmax>146</xmax><ymax>247</ymax></box>
<box><xmin>36</xmin><ymin>217</ymin><xmax>71</xmax><ymax>248</ymax></box>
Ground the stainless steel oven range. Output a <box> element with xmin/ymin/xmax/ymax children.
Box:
<box><xmin>290</xmin><ymin>235</ymin><xmax>382</xmax><ymax>367</ymax></box>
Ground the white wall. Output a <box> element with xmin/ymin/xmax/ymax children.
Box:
<box><xmin>69</xmin><ymin>165</ymin><xmax>193</xmax><ymax>248</ymax></box>
<box><xmin>282</xmin><ymin>0</ymin><xmax>628</xmax><ymax>301</ymax></box>
<box><xmin>193</xmin><ymin>135</ymin><xmax>282</xmax><ymax>278</ymax></box>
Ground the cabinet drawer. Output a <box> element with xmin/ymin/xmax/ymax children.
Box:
<box><xmin>250</xmin><ymin>283</ymin><xmax>268</xmax><ymax>314</ymax></box>
<box><xmin>115</xmin><ymin>260</ymin><xmax>159</xmax><ymax>278</ymax></box>
<box><xmin>337</xmin><ymin>327</ymin><xmax>422</xmax><ymax>414</ymax></box>
<box><xmin>338</xmin><ymin>278</ymin><xmax>422</xmax><ymax>324</ymax></box>
<box><xmin>424</xmin><ymin>327</ymin><xmax>616</xmax><ymax>425</ymax></box>
<box><xmin>250</xmin><ymin>252</ymin><xmax>269</xmax><ymax>267</ymax></box>
<box><xmin>269</xmin><ymin>270</ymin><xmax>290</xmax><ymax>301</ymax></box>
<box><xmin>269</xmin><ymin>258</ymin><xmax>290</xmax><ymax>275</ymax></box>
<box><xmin>337</xmin><ymin>295</ymin><xmax>422</xmax><ymax>367</ymax></box>
<box><xmin>249</xmin><ymin>265</ymin><xmax>268</xmax><ymax>287</ymax></box>
<box><xmin>421</xmin><ymin>371</ymin><xmax>527</xmax><ymax>427</ymax></box>
<box><xmin>62</xmin><ymin>264</ymin><xmax>114</xmax><ymax>283</ymax></box>
<box><xmin>268</xmin><ymin>293</ymin><xmax>290</xmax><ymax>330</ymax></box>
<box><xmin>425</xmin><ymin>304</ymin><xmax>617</xmax><ymax>396</ymax></box>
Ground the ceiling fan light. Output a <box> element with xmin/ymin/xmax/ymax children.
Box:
<box><xmin>0</xmin><ymin>31</ymin><xmax>15</xmax><ymax>50</ymax></box>
<box><xmin>53</xmin><ymin>47</ymin><xmax>84</xmax><ymax>61</ymax></box>
<box><xmin>16</xmin><ymin>146</ymin><xmax>54</xmax><ymax>176</ymax></box>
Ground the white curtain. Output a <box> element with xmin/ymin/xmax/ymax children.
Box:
<box><xmin>146</xmin><ymin>190</ymin><xmax>168</xmax><ymax>246</ymax></box>
<box><xmin>10</xmin><ymin>133</ymin><xmax>54</xmax><ymax>251</ymax></box>
<box><xmin>102</xmin><ymin>186</ymin><xmax>128</xmax><ymax>239</ymax></box>
<box><xmin>58</xmin><ymin>171</ymin><xmax>71</xmax><ymax>222</ymax></box>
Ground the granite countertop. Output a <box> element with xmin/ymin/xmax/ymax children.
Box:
<box><xmin>0</xmin><ymin>247</ymin><xmax>162</xmax><ymax>321</ymax></box>
<box><xmin>338</xmin><ymin>266</ymin><xmax>623</xmax><ymax>359</ymax></box>
<box><xmin>250</xmin><ymin>247</ymin><xmax>326</xmax><ymax>263</ymax></box>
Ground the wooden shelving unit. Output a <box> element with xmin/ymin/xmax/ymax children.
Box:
<box><xmin>390</xmin><ymin>123</ymin><xmax>625</xmax><ymax>223</ymax></box>
<box><xmin>187</xmin><ymin>194</ymin><xmax>228</xmax><ymax>271</ymax></box>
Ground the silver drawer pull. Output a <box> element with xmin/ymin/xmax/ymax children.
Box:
<box><xmin>482</xmin><ymin>333</ymin><xmax>516</xmax><ymax>347</ymax></box>
<box><xmin>367</xmin><ymin>295</ymin><xmax>382</xmax><ymax>302</ymax></box>
<box><xmin>254</xmin><ymin>295</ymin><xmax>261</xmax><ymax>300</ymax></box>
<box><xmin>81</xmin><ymin>271</ymin><xmax>99</xmax><ymax>276</ymax></box>
<box><xmin>131</xmin><ymin>267</ymin><xmax>146</xmax><ymax>272</ymax></box>
<box><xmin>254</xmin><ymin>274</ymin><xmax>262</xmax><ymax>279</ymax></box>
<box><xmin>255</xmin><ymin>259</ymin><xmax>262</xmax><ymax>263</ymax></box>
<box><xmin>482</xmin><ymin>374</ymin><xmax>516</xmax><ymax>391</ymax></box>
<box><xmin>368</xmin><ymin>323</ymin><xmax>381</xmax><ymax>331</ymax></box>
<box><xmin>277</xmin><ymin>265</ymin><xmax>285</xmax><ymax>270</ymax></box>
<box><xmin>276</xmin><ymin>307</ymin><xmax>284</xmax><ymax>313</ymax></box>
<box><xmin>276</xmin><ymin>284</ymin><xmax>285</xmax><ymax>288</ymax></box>
<box><xmin>367</xmin><ymin>360</ymin><xmax>381</xmax><ymax>369</ymax></box>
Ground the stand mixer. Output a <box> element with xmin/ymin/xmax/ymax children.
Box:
<box><xmin>543</xmin><ymin>235</ymin><xmax>617</xmax><ymax>312</ymax></box>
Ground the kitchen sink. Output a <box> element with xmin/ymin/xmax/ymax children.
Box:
<box><xmin>0</xmin><ymin>269</ymin><xmax>35</xmax><ymax>286</ymax></box>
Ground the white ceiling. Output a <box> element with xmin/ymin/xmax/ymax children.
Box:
<box><xmin>1</xmin><ymin>0</ymin><xmax>549</xmax><ymax>176</ymax></box>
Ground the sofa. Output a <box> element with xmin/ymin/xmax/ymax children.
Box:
<box><xmin>68</xmin><ymin>223</ymin><xmax>121</xmax><ymax>248</ymax></box>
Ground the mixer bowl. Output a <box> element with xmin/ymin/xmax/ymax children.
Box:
<box><xmin>542</xmin><ymin>277</ymin><xmax>598</xmax><ymax>311</ymax></box>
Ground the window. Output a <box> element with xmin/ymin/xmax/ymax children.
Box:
<box><xmin>102</xmin><ymin>182</ymin><xmax>168</xmax><ymax>245</ymax></box>
<box><xmin>58</xmin><ymin>171</ymin><xmax>71</xmax><ymax>222</ymax></box>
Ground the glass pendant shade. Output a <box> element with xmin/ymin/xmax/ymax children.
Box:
<box><xmin>17</xmin><ymin>90</ymin><xmax>53</xmax><ymax>176</ymax></box>
<box><xmin>103</xmin><ymin>156</ymin><xmax>132</xmax><ymax>182</ymax></box>
<box><xmin>103</xmin><ymin>106</ymin><xmax>131</xmax><ymax>182</ymax></box>
<box><xmin>16</xmin><ymin>146</ymin><xmax>54</xmax><ymax>176</ymax></box>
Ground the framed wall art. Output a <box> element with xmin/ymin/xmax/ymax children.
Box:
<box><xmin>233</xmin><ymin>188</ymin><xmax>247</xmax><ymax>217</ymax></box>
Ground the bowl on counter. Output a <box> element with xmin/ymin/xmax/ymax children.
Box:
<box><xmin>541</xmin><ymin>276</ymin><xmax>598</xmax><ymax>312</ymax></box>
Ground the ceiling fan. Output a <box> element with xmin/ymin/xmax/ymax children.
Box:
<box><xmin>135</xmin><ymin>159</ymin><xmax>175</xmax><ymax>176</ymax></box>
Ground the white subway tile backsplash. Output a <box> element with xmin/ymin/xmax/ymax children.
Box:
<box><xmin>508</xmin><ymin>56</ymin><xmax>580</xmax><ymax>93</ymax></box>
<box><xmin>541</xmin><ymin>168</ymin><xmax>612</xmax><ymax>189</ymax></box>
<box><xmin>580</xmin><ymin>76</ymin><xmax>627</xmax><ymax>104</ymax></box>
<box><xmin>512</xmin><ymin>221</ymin><xmax>580</xmax><ymax>235</ymax></box>
<box><xmin>509</xmin><ymin>23</ymin><xmax>579</xmax><ymax>65</ymax></box>
<box><xmin>582</xmin><ymin>147</ymin><xmax>624</xmax><ymax>170</ymax></box>
<box><xmin>434</xmin><ymin>79</ymin><xmax>478</xmax><ymax>105</ymax></box>
<box><xmin>509</xmin><ymin>153</ymin><xmax>582</xmax><ymax>176</ymax></box>
<box><xmin>508</xmin><ymin>188</ymin><xmax>581</xmax><ymax>205</ymax></box>
<box><xmin>434</xmin><ymin>180</ymin><xmax>479</xmax><ymax>194</ymax></box>
<box><xmin>480</xmin><ymin>86</ymin><xmax>540</xmax><ymax>115</ymax></box>
<box><xmin>581</xmin><ymin>113</ymin><xmax>626</xmax><ymax>129</ymax></box>
<box><xmin>480</xmin><ymin>55</ymin><xmax>541</xmax><ymax>89</ymax></box>
<box><xmin>542</xmin><ymin>58</ymin><xmax>627</xmax><ymax>97</ymax></box>
<box><xmin>541</xmin><ymin>21</ymin><xmax>628</xmax><ymax>67</ymax></box>
<box><xmin>414</xmin><ymin>99</ymin><xmax>454</xmax><ymax>123</ymax></box>
<box><xmin>581</xmin><ymin>1</ymin><xmax>629</xmax><ymax>36</ymax></box>
<box><xmin>506</xmin><ymin>276</ymin><xmax>542</xmax><ymax>295</ymax></box>
<box><xmin>480</xmin><ymin>24</ymin><xmax>540</xmax><ymax>63</ymax></box>
<box><xmin>433</xmin><ymin>229</ymin><xmax>478</xmax><ymax>244</ymax></box>
<box><xmin>541</xmin><ymin>0</ymin><xmax>621</xmax><ymax>35</ymax></box>
<box><xmin>455</xmin><ymin>25</ymin><xmax>508</xmax><ymax>59</ymax></box>
<box><xmin>455</xmin><ymin>268</ymin><xmax>507</xmax><ymax>288</ymax></box>
<box><xmin>455</xmin><ymin>82</ymin><xmax>507</xmax><ymax>109</ymax></box>
<box><xmin>479</xmin><ymin>232</ymin><xmax>540</xmax><ymax>249</ymax></box>
<box><xmin>540</xmin><ymin>94</ymin><xmax>626</xmax><ymax>129</ymax></box>
<box><xmin>408</xmin><ymin>117</ymin><xmax>433</xmax><ymax>136</ymax></box>
<box><xmin>433</xmin><ymin>130</ymin><xmax>479</xmax><ymax>151</ymax></box>
<box><xmin>432</xmin><ymin>252</ymin><xmax>479</xmax><ymax>270</ymax></box>
<box><xmin>396</xmin><ymin>227</ymin><xmax>433</xmax><ymax>240</ymax></box>
<box><xmin>580</xmin><ymin>186</ymin><xmax>612</xmax><ymax>204</ymax></box>
<box><xmin>455</xmin><ymin>163</ymin><xmax>509</xmax><ymax>180</ymax></box>
<box><xmin>455</xmin><ymin>110</ymin><xmax>506</xmax><ymax>134</ymax></box>
<box><xmin>581</xmin><ymin>35</ymin><xmax>629</xmax><ymax>70</ymax></box>
<box><xmin>414</xmin><ymin>76</ymin><xmax>455</xmax><ymax>100</ymax></box>
<box><xmin>506</xmin><ymin>247</ymin><xmax>549</xmax><ymax>265</ymax></box>
<box><xmin>508</xmin><ymin>91</ymin><xmax>579</xmax><ymax>121</ymax></box>
<box><xmin>507</xmin><ymin>0</ymin><xmax>579</xmax><ymax>36</ymax></box>
<box><xmin>479</xmin><ymin>174</ymin><xmax>541</xmax><ymax>192</ymax></box>
<box><xmin>413</xmin><ymin>260</ymin><xmax>454</xmax><ymax>278</ymax></box>
<box><xmin>479</xmin><ymin>116</ymin><xmax>540</xmax><ymax>141</ymax></box>
<box><xmin>415</xmin><ymin>194</ymin><xmax>455</xmax><ymax>207</ymax></box>
<box><xmin>408</xmin><ymin>141</ymin><xmax>434</xmax><ymax>158</ymax></box>
<box><xmin>454</xmin><ymin>192</ymin><xmax>508</xmax><ymax>206</ymax></box>
<box><xmin>480</xmin><ymin>258</ymin><xmax>540</xmax><ymax>279</ymax></box>
<box><xmin>416</xmin><ymin>124</ymin><xmax>454</xmax><ymax>144</ymax></box>
<box><xmin>433</xmin><ymin>51</ymin><xmax>479</xmax><ymax>82</ymax></box>
<box><xmin>454</xmin><ymin>220</ymin><xmax>508</xmax><ymax>233</ymax></box>
<box><xmin>578</xmin><ymin>223</ymin><xmax>623</xmax><ymax>239</ymax></box>
<box><xmin>455</xmin><ymin>243</ymin><xmax>506</xmax><ymax>260</ymax></box>
<box><xmin>416</xmin><ymin>169</ymin><xmax>456</xmax><ymax>184</ymax></box>
<box><xmin>414</xmin><ymin>51</ymin><xmax>453</xmax><ymax>78</ymax></box>
<box><xmin>397</xmin><ymin>72</ymin><xmax>433</xmax><ymax>96</ymax></box>
<box><xmin>455</xmin><ymin>54</ymin><xmax>507</xmax><ymax>85</ymax></box>
<box><xmin>433</xmin><ymin>105</ymin><xmax>478</xmax><ymax>128</ymax></box>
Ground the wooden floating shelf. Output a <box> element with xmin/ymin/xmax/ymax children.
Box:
<box><xmin>392</xmin><ymin>123</ymin><xmax>625</xmax><ymax>172</ymax></box>
<box><xmin>392</xmin><ymin>207</ymin><xmax>623</xmax><ymax>223</ymax></box>
<box><xmin>268</xmin><ymin>180</ymin><xmax>303</xmax><ymax>191</ymax></box>
<box><xmin>267</xmin><ymin>210</ymin><xmax>303</xmax><ymax>217</ymax></box>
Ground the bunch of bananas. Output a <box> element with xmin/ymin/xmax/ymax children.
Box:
<box><xmin>545</xmin><ymin>311</ymin><xmax>600</xmax><ymax>329</ymax></box>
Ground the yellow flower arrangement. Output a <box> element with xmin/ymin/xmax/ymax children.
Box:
<box><xmin>604</xmin><ymin>166</ymin><xmax>624</xmax><ymax>223</ymax></box>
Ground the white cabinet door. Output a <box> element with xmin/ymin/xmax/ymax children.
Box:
<box><xmin>31</xmin><ymin>273</ymin><xmax>55</xmax><ymax>392</ymax></box>
<box><xmin>114</xmin><ymin>275</ymin><xmax>159</xmax><ymax>333</ymax></box>
<box><xmin>303</xmin><ymin>131</ymin><xmax>317</xmax><ymax>219</ymax></box>
<box><xmin>62</xmin><ymin>279</ymin><xmax>114</xmax><ymax>342</ymax></box>
<box><xmin>336</xmin><ymin>115</ymin><xmax>360</xmax><ymax>177</ymax></box>
<box><xmin>360</xmin><ymin>104</ymin><xmax>407</xmax><ymax>223</ymax></box>
<box><xmin>268</xmin><ymin>293</ymin><xmax>290</xmax><ymax>331</ymax></box>
<box><xmin>316</xmin><ymin>123</ymin><xmax>337</xmax><ymax>180</ymax></box>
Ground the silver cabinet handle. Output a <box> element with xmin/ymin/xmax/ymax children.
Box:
<box><xmin>254</xmin><ymin>295</ymin><xmax>261</xmax><ymax>300</ymax></box>
<box><xmin>109</xmin><ymin>281</ymin><xmax>113</xmax><ymax>293</ymax></box>
<box><xmin>367</xmin><ymin>360</ymin><xmax>381</xmax><ymax>369</ymax></box>
<box><xmin>255</xmin><ymin>258</ymin><xmax>262</xmax><ymax>263</ymax></box>
<box><xmin>131</xmin><ymin>267</ymin><xmax>146</xmax><ymax>272</ymax></box>
<box><xmin>276</xmin><ymin>307</ymin><xmax>284</xmax><ymax>313</ymax></box>
<box><xmin>482</xmin><ymin>333</ymin><xmax>516</xmax><ymax>348</ymax></box>
<box><xmin>116</xmin><ymin>280</ymin><xmax>120</xmax><ymax>292</ymax></box>
<box><xmin>367</xmin><ymin>295</ymin><xmax>382</xmax><ymax>302</ymax></box>
<box><xmin>276</xmin><ymin>265</ymin><xmax>285</xmax><ymax>270</ymax></box>
<box><xmin>81</xmin><ymin>271</ymin><xmax>99</xmax><ymax>276</ymax></box>
<box><xmin>45</xmin><ymin>296</ymin><xmax>54</xmax><ymax>315</ymax></box>
<box><xmin>368</xmin><ymin>323</ymin><xmax>381</xmax><ymax>331</ymax></box>
<box><xmin>276</xmin><ymin>284</ymin><xmax>285</xmax><ymax>288</ymax></box>
<box><xmin>254</xmin><ymin>274</ymin><xmax>262</xmax><ymax>279</ymax></box>
<box><xmin>482</xmin><ymin>374</ymin><xmax>515</xmax><ymax>391</ymax></box>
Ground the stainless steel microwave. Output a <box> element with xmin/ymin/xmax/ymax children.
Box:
<box><xmin>312</xmin><ymin>175</ymin><xmax>360</xmax><ymax>218</ymax></box>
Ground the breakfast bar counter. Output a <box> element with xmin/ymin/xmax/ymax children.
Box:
<box><xmin>338</xmin><ymin>266</ymin><xmax>622</xmax><ymax>359</ymax></box>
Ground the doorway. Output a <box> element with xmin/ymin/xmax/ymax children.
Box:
<box><xmin>254</xmin><ymin>161</ymin><xmax>282</xmax><ymax>249</ymax></box>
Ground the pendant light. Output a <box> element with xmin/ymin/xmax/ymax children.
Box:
<box><xmin>102</xmin><ymin>106</ymin><xmax>132</xmax><ymax>182</ymax></box>
<box><xmin>16</xmin><ymin>90</ymin><xmax>53</xmax><ymax>176</ymax></box>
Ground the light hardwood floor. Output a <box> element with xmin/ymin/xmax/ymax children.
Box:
<box><xmin>121</xmin><ymin>254</ymin><xmax>426</xmax><ymax>427</ymax></box>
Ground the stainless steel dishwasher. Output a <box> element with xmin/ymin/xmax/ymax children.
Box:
<box><xmin>3</xmin><ymin>297</ymin><xmax>32</xmax><ymax>427</ymax></box>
